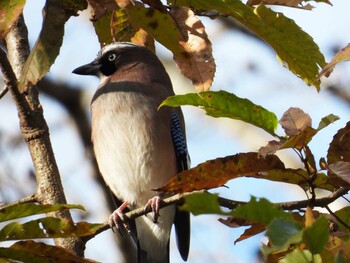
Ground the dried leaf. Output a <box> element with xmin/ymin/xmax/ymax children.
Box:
<box><xmin>318</xmin><ymin>43</ymin><xmax>350</xmax><ymax>79</ymax></box>
<box><xmin>328</xmin><ymin>161</ymin><xmax>350</xmax><ymax>184</ymax></box>
<box><xmin>259</xmin><ymin>140</ymin><xmax>284</xmax><ymax>156</ymax></box>
<box><xmin>234</xmin><ymin>223</ymin><xmax>266</xmax><ymax>244</ymax></box>
<box><xmin>170</xmin><ymin>6</ymin><xmax>215</xmax><ymax>91</ymax></box>
<box><xmin>328</xmin><ymin>121</ymin><xmax>350</xmax><ymax>164</ymax></box>
<box><xmin>279</xmin><ymin>107</ymin><xmax>312</xmax><ymax>136</ymax></box>
<box><xmin>86</xmin><ymin>0</ymin><xmax>118</xmax><ymax>21</ymax></box>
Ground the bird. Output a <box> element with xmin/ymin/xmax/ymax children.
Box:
<box><xmin>73</xmin><ymin>42</ymin><xmax>190</xmax><ymax>263</ymax></box>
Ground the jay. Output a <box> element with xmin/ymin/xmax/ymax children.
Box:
<box><xmin>73</xmin><ymin>42</ymin><xmax>190</xmax><ymax>263</ymax></box>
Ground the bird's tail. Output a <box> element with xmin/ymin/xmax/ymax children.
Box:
<box><xmin>137</xmin><ymin>242</ymin><xmax>169</xmax><ymax>263</ymax></box>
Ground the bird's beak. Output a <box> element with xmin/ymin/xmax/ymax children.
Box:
<box><xmin>72</xmin><ymin>60</ymin><xmax>101</xmax><ymax>76</ymax></box>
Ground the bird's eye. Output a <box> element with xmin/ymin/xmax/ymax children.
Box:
<box><xmin>108</xmin><ymin>53</ymin><xmax>117</xmax><ymax>62</ymax></box>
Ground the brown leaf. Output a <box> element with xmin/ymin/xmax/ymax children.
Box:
<box><xmin>156</xmin><ymin>152</ymin><xmax>285</xmax><ymax>193</ymax></box>
<box><xmin>318</xmin><ymin>43</ymin><xmax>350</xmax><ymax>79</ymax></box>
<box><xmin>328</xmin><ymin>121</ymin><xmax>350</xmax><ymax>164</ymax></box>
<box><xmin>279</xmin><ymin>107</ymin><xmax>312</xmax><ymax>136</ymax></box>
<box><xmin>234</xmin><ymin>223</ymin><xmax>266</xmax><ymax>244</ymax></box>
<box><xmin>170</xmin><ymin>6</ymin><xmax>215</xmax><ymax>91</ymax></box>
<box><xmin>327</xmin><ymin>161</ymin><xmax>350</xmax><ymax>184</ymax></box>
<box><xmin>87</xmin><ymin>0</ymin><xmax>119</xmax><ymax>21</ymax></box>
<box><xmin>247</xmin><ymin>0</ymin><xmax>315</xmax><ymax>9</ymax></box>
<box><xmin>259</xmin><ymin>140</ymin><xmax>284</xmax><ymax>156</ymax></box>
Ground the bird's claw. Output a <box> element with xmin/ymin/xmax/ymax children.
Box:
<box><xmin>109</xmin><ymin>201</ymin><xmax>131</xmax><ymax>236</ymax></box>
<box><xmin>145</xmin><ymin>196</ymin><xmax>161</xmax><ymax>223</ymax></box>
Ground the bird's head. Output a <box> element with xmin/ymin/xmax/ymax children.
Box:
<box><xmin>72</xmin><ymin>42</ymin><xmax>169</xmax><ymax>83</ymax></box>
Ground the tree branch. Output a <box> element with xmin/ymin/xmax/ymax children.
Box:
<box><xmin>2</xmin><ymin>15</ymin><xmax>84</xmax><ymax>255</ymax></box>
<box><xmin>86</xmin><ymin>187</ymin><xmax>350</xmax><ymax>240</ymax></box>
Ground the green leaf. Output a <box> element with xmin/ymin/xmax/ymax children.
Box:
<box><xmin>93</xmin><ymin>10</ymin><xmax>114</xmax><ymax>46</ymax></box>
<box><xmin>0</xmin><ymin>203</ymin><xmax>84</xmax><ymax>222</ymax></box>
<box><xmin>279</xmin><ymin>249</ymin><xmax>322</xmax><ymax>263</ymax></box>
<box><xmin>265</xmin><ymin>219</ymin><xmax>302</xmax><ymax>251</ymax></box>
<box><xmin>0</xmin><ymin>0</ymin><xmax>26</xmax><ymax>40</ymax></box>
<box><xmin>161</xmin><ymin>91</ymin><xmax>278</xmax><ymax>135</ymax></box>
<box><xmin>317</xmin><ymin>114</ymin><xmax>339</xmax><ymax>131</ymax></box>
<box><xmin>18</xmin><ymin>0</ymin><xmax>87</xmax><ymax>91</ymax></box>
<box><xmin>0</xmin><ymin>240</ymin><xmax>97</xmax><ymax>263</ymax></box>
<box><xmin>127</xmin><ymin>5</ymin><xmax>184</xmax><ymax>57</ymax></box>
<box><xmin>232</xmin><ymin>197</ymin><xmax>292</xmax><ymax>225</ymax></box>
<box><xmin>334</xmin><ymin>206</ymin><xmax>350</xmax><ymax>233</ymax></box>
<box><xmin>182</xmin><ymin>192</ymin><xmax>225</xmax><ymax>215</ymax></box>
<box><xmin>170</xmin><ymin>0</ymin><xmax>326</xmax><ymax>89</ymax></box>
<box><xmin>303</xmin><ymin>217</ymin><xmax>329</xmax><ymax>254</ymax></box>
<box><xmin>0</xmin><ymin>217</ymin><xmax>102</xmax><ymax>241</ymax></box>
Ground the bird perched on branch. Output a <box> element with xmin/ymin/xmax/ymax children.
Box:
<box><xmin>73</xmin><ymin>42</ymin><xmax>190</xmax><ymax>263</ymax></box>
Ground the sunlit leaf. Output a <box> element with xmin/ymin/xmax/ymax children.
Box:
<box><xmin>161</xmin><ymin>91</ymin><xmax>278</xmax><ymax>135</ymax></box>
<box><xmin>170</xmin><ymin>6</ymin><xmax>215</xmax><ymax>91</ymax></box>
<box><xmin>0</xmin><ymin>217</ymin><xmax>102</xmax><ymax>241</ymax></box>
<box><xmin>279</xmin><ymin>108</ymin><xmax>312</xmax><ymax>136</ymax></box>
<box><xmin>18</xmin><ymin>0</ymin><xmax>87</xmax><ymax>91</ymax></box>
<box><xmin>0</xmin><ymin>0</ymin><xmax>25</xmax><ymax>40</ymax></box>
<box><xmin>170</xmin><ymin>0</ymin><xmax>326</xmax><ymax>89</ymax></box>
<box><xmin>0</xmin><ymin>203</ymin><xmax>84</xmax><ymax>222</ymax></box>
<box><xmin>127</xmin><ymin>5</ymin><xmax>215</xmax><ymax>90</ymax></box>
<box><xmin>318</xmin><ymin>43</ymin><xmax>350</xmax><ymax>79</ymax></box>
<box><xmin>157</xmin><ymin>152</ymin><xmax>284</xmax><ymax>193</ymax></box>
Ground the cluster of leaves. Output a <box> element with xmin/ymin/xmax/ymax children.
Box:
<box><xmin>0</xmin><ymin>203</ymin><xmax>102</xmax><ymax>262</ymax></box>
<box><xmin>1</xmin><ymin>0</ymin><xmax>350</xmax><ymax>262</ymax></box>
<box><xmin>157</xmin><ymin>104</ymin><xmax>350</xmax><ymax>262</ymax></box>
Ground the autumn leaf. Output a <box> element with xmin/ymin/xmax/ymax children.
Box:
<box><xmin>0</xmin><ymin>0</ymin><xmax>26</xmax><ymax>40</ymax></box>
<box><xmin>156</xmin><ymin>152</ymin><xmax>285</xmax><ymax>193</ymax></box>
<box><xmin>327</xmin><ymin>161</ymin><xmax>350</xmax><ymax>185</ymax></box>
<box><xmin>328</xmin><ymin>121</ymin><xmax>350</xmax><ymax>164</ymax></box>
<box><xmin>170</xmin><ymin>6</ymin><xmax>215</xmax><ymax>91</ymax></box>
<box><xmin>170</xmin><ymin>0</ymin><xmax>326</xmax><ymax>89</ymax></box>
<box><xmin>279</xmin><ymin>108</ymin><xmax>312</xmax><ymax>136</ymax></box>
<box><xmin>318</xmin><ymin>43</ymin><xmax>350</xmax><ymax>79</ymax></box>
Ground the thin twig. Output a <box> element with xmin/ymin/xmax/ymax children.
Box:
<box><xmin>325</xmin><ymin>205</ymin><xmax>350</xmax><ymax>231</ymax></box>
<box><xmin>0</xmin><ymin>86</ymin><xmax>8</xmax><ymax>99</ymax></box>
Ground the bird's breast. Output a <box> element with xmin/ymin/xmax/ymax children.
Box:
<box><xmin>91</xmin><ymin>88</ymin><xmax>177</xmax><ymax>206</ymax></box>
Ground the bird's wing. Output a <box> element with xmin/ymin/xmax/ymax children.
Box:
<box><xmin>171</xmin><ymin>110</ymin><xmax>191</xmax><ymax>261</ymax></box>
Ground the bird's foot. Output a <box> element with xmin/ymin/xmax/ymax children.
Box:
<box><xmin>144</xmin><ymin>196</ymin><xmax>162</xmax><ymax>223</ymax></box>
<box><xmin>109</xmin><ymin>201</ymin><xmax>131</xmax><ymax>235</ymax></box>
